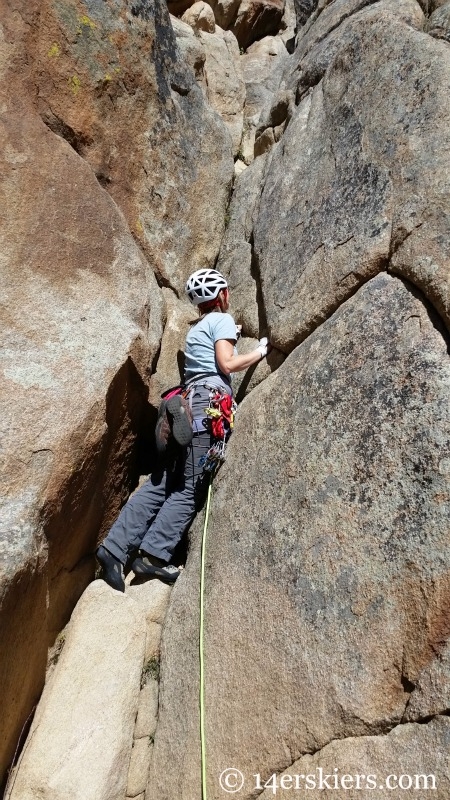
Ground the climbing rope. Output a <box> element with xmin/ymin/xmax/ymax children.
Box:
<box><xmin>200</xmin><ymin>477</ymin><xmax>213</xmax><ymax>800</ymax></box>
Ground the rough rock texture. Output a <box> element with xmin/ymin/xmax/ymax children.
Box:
<box><xmin>134</xmin><ymin>680</ymin><xmax>159</xmax><ymax>738</ymax></box>
<box><xmin>404</xmin><ymin>641</ymin><xmax>450</xmax><ymax>721</ymax></box>
<box><xmin>217</xmin><ymin>152</ymin><xmax>273</xmax><ymax>337</ymax></box>
<box><xmin>289</xmin><ymin>1</ymin><xmax>425</xmax><ymax>105</ymax></box>
<box><xmin>172</xmin><ymin>17</ymin><xmax>245</xmax><ymax>155</ymax></box>
<box><xmin>199</xmin><ymin>27</ymin><xmax>246</xmax><ymax>155</ymax></box>
<box><xmin>254</xmin><ymin>11</ymin><xmax>450</xmax><ymax>352</ymax></box>
<box><xmin>431</xmin><ymin>0</ymin><xmax>450</xmax><ymax>9</ymax></box>
<box><xmin>231</xmin><ymin>337</ymin><xmax>286</xmax><ymax>400</ymax></box>
<box><xmin>294</xmin><ymin>0</ymin><xmax>319</xmax><ymax>28</ymax></box>
<box><xmin>2</xmin><ymin>0</ymin><xmax>233</xmax><ymax>294</ymax></box>
<box><xmin>0</xmin><ymin>0</ymin><xmax>231</xmax><ymax>782</ymax></box>
<box><xmin>148</xmin><ymin>274</ymin><xmax>450</xmax><ymax>799</ymax></box>
<box><xmin>182</xmin><ymin>0</ymin><xmax>217</xmax><ymax>31</ymax></box>
<box><xmin>127</xmin><ymin>578</ymin><xmax>173</xmax><ymax>626</ymax></box>
<box><xmin>254</xmin><ymin>86</ymin><xmax>295</xmax><ymax>154</ymax></box>
<box><xmin>240</xmin><ymin>35</ymin><xmax>289</xmax><ymax>163</ymax></box>
<box><xmin>259</xmin><ymin>717</ymin><xmax>450</xmax><ymax>799</ymax></box>
<box><xmin>148</xmin><ymin>289</ymin><xmax>194</xmax><ymax>408</ymax></box>
<box><xmin>231</xmin><ymin>0</ymin><xmax>286</xmax><ymax>49</ymax></box>
<box><xmin>126</xmin><ymin>737</ymin><xmax>152</xmax><ymax>797</ymax></box>
<box><xmin>0</xmin><ymin>100</ymin><xmax>163</xmax><ymax>783</ymax></box>
<box><xmin>9</xmin><ymin>582</ymin><xmax>146</xmax><ymax>800</ymax></box>
<box><xmin>171</xmin><ymin>15</ymin><xmax>207</xmax><ymax>83</ymax></box>
<box><xmin>427</xmin><ymin>1</ymin><xmax>450</xmax><ymax>39</ymax></box>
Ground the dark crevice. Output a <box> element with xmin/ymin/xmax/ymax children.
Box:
<box><xmin>388</xmin><ymin>222</ymin><xmax>424</xmax><ymax>259</ymax></box>
<box><xmin>401</xmin><ymin>673</ymin><xmax>416</xmax><ymax>694</ymax></box>
<box><xmin>152</xmin><ymin>268</ymin><xmax>180</xmax><ymax>296</ymax></box>
<box><xmin>40</xmin><ymin>111</ymin><xmax>93</xmax><ymax>157</ymax></box>
<box><xmin>386</xmin><ymin>269</ymin><xmax>450</xmax><ymax>355</ymax></box>
<box><xmin>296</xmin><ymin>75</ymin><xmax>322</xmax><ymax>105</ymax></box>
<box><xmin>299</xmin><ymin>0</ymin><xmax>380</xmax><ymax>58</ymax></box>
<box><xmin>251</xmin><ymin>712</ymin><xmax>450</xmax><ymax>795</ymax></box>
<box><xmin>249</xmin><ymin>232</ymin><xmax>270</xmax><ymax>339</ymax></box>
<box><xmin>280</xmin><ymin>258</ymin><xmax>389</xmax><ymax>356</ymax></box>
<box><xmin>96</xmin><ymin>172</ymin><xmax>112</xmax><ymax>188</ymax></box>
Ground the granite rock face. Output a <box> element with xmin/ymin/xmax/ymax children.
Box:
<box><xmin>217</xmin><ymin>153</ymin><xmax>272</xmax><ymax>337</ymax></box>
<box><xmin>148</xmin><ymin>274</ymin><xmax>450</xmax><ymax>799</ymax></box>
<box><xmin>259</xmin><ymin>717</ymin><xmax>450</xmax><ymax>799</ymax></box>
<box><xmin>3</xmin><ymin>0</ymin><xmax>450</xmax><ymax>794</ymax></box>
<box><xmin>0</xmin><ymin>100</ymin><xmax>162</xmax><ymax>782</ymax></box>
<box><xmin>0</xmin><ymin>0</ymin><xmax>230</xmax><ymax>782</ymax></box>
<box><xmin>9</xmin><ymin>582</ymin><xmax>146</xmax><ymax>800</ymax></box>
<box><xmin>198</xmin><ymin>27</ymin><xmax>246</xmax><ymax>155</ymax></box>
<box><xmin>5</xmin><ymin>0</ymin><xmax>233</xmax><ymax>294</ymax></box>
<box><xmin>254</xmin><ymin>11</ymin><xmax>450</xmax><ymax>351</ymax></box>
<box><xmin>240</xmin><ymin>35</ymin><xmax>289</xmax><ymax>163</ymax></box>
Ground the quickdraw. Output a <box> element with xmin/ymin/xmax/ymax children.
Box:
<box><xmin>204</xmin><ymin>391</ymin><xmax>236</xmax><ymax>439</ymax></box>
<box><xmin>198</xmin><ymin>391</ymin><xmax>237</xmax><ymax>473</ymax></box>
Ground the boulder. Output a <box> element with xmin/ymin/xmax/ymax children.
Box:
<box><xmin>9</xmin><ymin>582</ymin><xmax>146</xmax><ymax>800</ymax></box>
<box><xmin>0</xmin><ymin>101</ymin><xmax>163</xmax><ymax>781</ymax></box>
<box><xmin>240</xmin><ymin>35</ymin><xmax>289</xmax><ymax>163</ymax></box>
<box><xmin>259</xmin><ymin>717</ymin><xmax>450</xmax><ymax>799</ymax></box>
<box><xmin>148</xmin><ymin>273</ymin><xmax>450</xmax><ymax>799</ymax></box>
<box><xmin>254</xmin><ymin>13</ymin><xmax>450</xmax><ymax>352</ymax></box>
<box><xmin>182</xmin><ymin>1</ymin><xmax>216</xmax><ymax>31</ymax></box>
<box><xmin>290</xmin><ymin>0</ymin><xmax>425</xmax><ymax>101</ymax></box>
<box><xmin>207</xmin><ymin>0</ymin><xmax>243</xmax><ymax>28</ymax></box>
<box><xmin>200</xmin><ymin>27</ymin><xmax>245</xmax><ymax>156</ymax></box>
<box><xmin>171</xmin><ymin>15</ymin><xmax>207</xmax><ymax>84</ymax></box>
<box><xmin>427</xmin><ymin>1</ymin><xmax>450</xmax><ymax>39</ymax></box>
<box><xmin>5</xmin><ymin>0</ymin><xmax>233</xmax><ymax>295</ymax></box>
<box><xmin>231</xmin><ymin>0</ymin><xmax>286</xmax><ymax>49</ymax></box>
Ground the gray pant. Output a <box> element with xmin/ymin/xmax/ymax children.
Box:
<box><xmin>102</xmin><ymin>386</ymin><xmax>216</xmax><ymax>564</ymax></box>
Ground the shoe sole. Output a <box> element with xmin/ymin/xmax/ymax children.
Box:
<box><xmin>166</xmin><ymin>395</ymin><xmax>193</xmax><ymax>447</ymax></box>
<box><xmin>96</xmin><ymin>548</ymin><xmax>125</xmax><ymax>593</ymax></box>
<box><xmin>131</xmin><ymin>558</ymin><xmax>179</xmax><ymax>584</ymax></box>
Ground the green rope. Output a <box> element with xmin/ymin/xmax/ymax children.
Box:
<box><xmin>200</xmin><ymin>478</ymin><xmax>213</xmax><ymax>800</ymax></box>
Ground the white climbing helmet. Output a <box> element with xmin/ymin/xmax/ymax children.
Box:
<box><xmin>185</xmin><ymin>268</ymin><xmax>228</xmax><ymax>306</ymax></box>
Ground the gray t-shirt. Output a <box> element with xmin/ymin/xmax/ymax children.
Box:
<box><xmin>184</xmin><ymin>312</ymin><xmax>237</xmax><ymax>387</ymax></box>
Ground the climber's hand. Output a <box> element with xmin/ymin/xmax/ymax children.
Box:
<box><xmin>256</xmin><ymin>336</ymin><xmax>271</xmax><ymax>358</ymax></box>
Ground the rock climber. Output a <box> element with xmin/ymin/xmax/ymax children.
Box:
<box><xmin>96</xmin><ymin>268</ymin><xmax>271</xmax><ymax>592</ymax></box>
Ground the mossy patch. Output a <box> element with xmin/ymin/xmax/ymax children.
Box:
<box><xmin>48</xmin><ymin>43</ymin><xmax>61</xmax><ymax>58</ymax></box>
<box><xmin>68</xmin><ymin>74</ymin><xmax>81</xmax><ymax>95</ymax></box>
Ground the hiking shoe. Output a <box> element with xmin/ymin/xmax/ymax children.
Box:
<box><xmin>166</xmin><ymin>394</ymin><xmax>193</xmax><ymax>447</ymax></box>
<box><xmin>97</xmin><ymin>545</ymin><xmax>125</xmax><ymax>593</ymax></box>
<box><xmin>131</xmin><ymin>552</ymin><xmax>180</xmax><ymax>584</ymax></box>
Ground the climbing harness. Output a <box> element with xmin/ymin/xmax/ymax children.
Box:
<box><xmin>199</xmin><ymin>476</ymin><xmax>212</xmax><ymax>800</ymax></box>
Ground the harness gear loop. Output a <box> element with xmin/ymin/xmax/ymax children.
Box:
<box><xmin>200</xmin><ymin>477</ymin><xmax>213</xmax><ymax>800</ymax></box>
